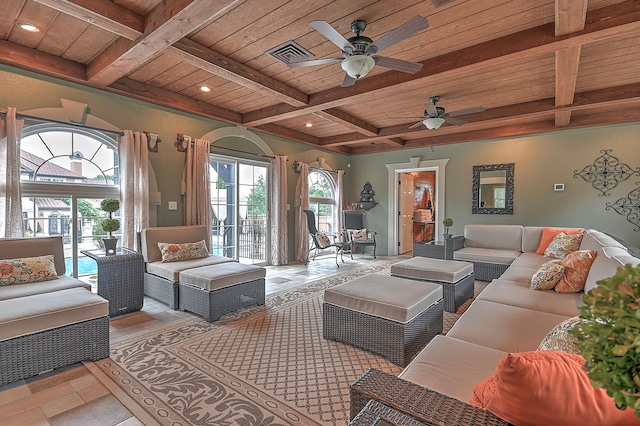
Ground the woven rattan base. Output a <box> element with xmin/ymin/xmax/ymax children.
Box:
<box><xmin>0</xmin><ymin>316</ymin><xmax>110</xmax><ymax>386</ymax></box>
<box><xmin>350</xmin><ymin>368</ymin><xmax>509</xmax><ymax>426</ymax></box>
<box><xmin>178</xmin><ymin>278</ymin><xmax>266</xmax><ymax>322</ymax></box>
<box><xmin>144</xmin><ymin>273</ymin><xmax>179</xmax><ymax>309</ymax></box>
<box><xmin>472</xmin><ymin>262</ymin><xmax>509</xmax><ymax>282</ymax></box>
<box><xmin>323</xmin><ymin>299</ymin><xmax>443</xmax><ymax>367</ymax></box>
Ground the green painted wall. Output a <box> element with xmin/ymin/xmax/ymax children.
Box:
<box><xmin>3</xmin><ymin>64</ymin><xmax>640</xmax><ymax>257</ymax></box>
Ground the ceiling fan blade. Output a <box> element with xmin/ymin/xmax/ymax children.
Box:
<box><xmin>287</xmin><ymin>57</ymin><xmax>343</xmax><ymax>69</ymax></box>
<box><xmin>446</xmin><ymin>106</ymin><xmax>485</xmax><ymax>117</ymax></box>
<box><xmin>424</xmin><ymin>103</ymin><xmax>438</xmax><ymax>116</ymax></box>
<box><xmin>409</xmin><ymin>121</ymin><xmax>424</xmax><ymax>129</ymax></box>
<box><xmin>374</xmin><ymin>56</ymin><xmax>423</xmax><ymax>74</ymax></box>
<box><xmin>444</xmin><ymin>117</ymin><xmax>467</xmax><ymax>126</ymax></box>
<box><xmin>310</xmin><ymin>20</ymin><xmax>354</xmax><ymax>51</ymax></box>
<box><xmin>341</xmin><ymin>73</ymin><xmax>357</xmax><ymax>87</ymax></box>
<box><xmin>369</xmin><ymin>16</ymin><xmax>429</xmax><ymax>54</ymax></box>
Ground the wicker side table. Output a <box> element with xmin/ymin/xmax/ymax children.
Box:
<box><xmin>81</xmin><ymin>248</ymin><xmax>144</xmax><ymax>317</ymax></box>
<box><xmin>349</xmin><ymin>399</ymin><xmax>427</xmax><ymax>426</ymax></box>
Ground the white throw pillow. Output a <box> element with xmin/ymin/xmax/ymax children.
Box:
<box><xmin>352</xmin><ymin>228</ymin><xmax>368</xmax><ymax>242</ymax></box>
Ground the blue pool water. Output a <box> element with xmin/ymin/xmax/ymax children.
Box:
<box><xmin>65</xmin><ymin>257</ymin><xmax>97</xmax><ymax>276</ymax></box>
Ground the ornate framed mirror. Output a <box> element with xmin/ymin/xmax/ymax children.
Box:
<box><xmin>472</xmin><ymin>163</ymin><xmax>514</xmax><ymax>214</ymax></box>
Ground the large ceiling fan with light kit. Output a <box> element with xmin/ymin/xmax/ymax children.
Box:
<box><xmin>287</xmin><ymin>16</ymin><xmax>429</xmax><ymax>87</ymax></box>
<box><xmin>409</xmin><ymin>96</ymin><xmax>485</xmax><ymax>130</ymax></box>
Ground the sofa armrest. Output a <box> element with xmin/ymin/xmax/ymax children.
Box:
<box><xmin>350</xmin><ymin>369</ymin><xmax>509</xmax><ymax>426</ymax></box>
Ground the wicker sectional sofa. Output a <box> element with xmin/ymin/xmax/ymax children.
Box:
<box><xmin>0</xmin><ymin>236</ymin><xmax>110</xmax><ymax>386</ymax></box>
<box><xmin>351</xmin><ymin>225</ymin><xmax>640</xmax><ymax>425</ymax></box>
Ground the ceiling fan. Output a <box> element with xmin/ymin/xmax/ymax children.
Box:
<box><xmin>409</xmin><ymin>96</ymin><xmax>485</xmax><ymax>130</ymax></box>
<box><xmin>287</xmin><ymin>16</ymin><xmax>429</xmax><ymax>87</ymax></box>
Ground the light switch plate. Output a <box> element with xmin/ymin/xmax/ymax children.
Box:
<box><xmin>168</xmin><ymin>201</ymin><xmax>178</xmax><ymax>210</ymax></box>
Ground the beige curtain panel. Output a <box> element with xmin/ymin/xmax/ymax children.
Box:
<box><xmin>0</xmin><ymin>107</ymin><xmax>24</xmax><ymax>238</ymax></box>
<box><xmin>119</xmin><ymin>130</ymin><xmax>150</xmax><ymax>250</ymax></box>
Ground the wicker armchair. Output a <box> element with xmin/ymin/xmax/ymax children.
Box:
<box><xmin>350</xmin><ymin>369</ymin><xmax>509</xmax><ymax>426</ymax></box>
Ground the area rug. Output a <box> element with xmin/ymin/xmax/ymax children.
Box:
<box><xmin>95</xmin><ymin>261</ymin><xmax>484</xmax><ymax>425</ymax></box>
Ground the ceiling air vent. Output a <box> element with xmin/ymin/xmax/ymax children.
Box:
<box><xmin>266</xmin><ymin>40</ymin><xmax>314</xmax><ymax>64</ymax></box>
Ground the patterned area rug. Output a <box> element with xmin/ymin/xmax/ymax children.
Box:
<box><xmin>96</xmin><ymin>261</ymin><xmax>485</xmax><ymax>425</ymax></box>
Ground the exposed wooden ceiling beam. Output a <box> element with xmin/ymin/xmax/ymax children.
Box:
<box><xmin>168</xmin><ymin>40</ymin><xmax>308</xmax><ymax>107</ymax></box>
<box><xmin>87</xmin><ymin>0</ymin><xmax>241</xmax><ymax>85</ymax></box>
<box><xmin>243</xmin><ymin>1</ymin><xmax>640</xmax><ymax>126</ymax></box>
<box><xmin>32</xmin><ymin>0</ymin><xmax>144</xmax><ymax>40</ymax></box>
<box><xmin>553</xmin><ymin>0</ymin><xmax>587</xmax><ymax>127</ymax></box>
<box><xmin>0</xmin><ymin>39</ymin><xmax>86</xmax><ymax>82</ymax></box>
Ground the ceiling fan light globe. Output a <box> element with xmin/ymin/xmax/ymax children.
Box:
<box><xmin>424</xmin><ymin>117</ymin><xmax>445</xmax><ymax>130</ymax></box>
<box><xmin>341</xmin><ymin>55</ymin><xmax>375</xmax><ymax>79</ymax></box>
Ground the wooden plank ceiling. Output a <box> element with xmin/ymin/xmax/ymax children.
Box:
<box><xmin>1</xmin><ymin>0</ymin><xmax>639</xmax><ymax>155</ymax></box>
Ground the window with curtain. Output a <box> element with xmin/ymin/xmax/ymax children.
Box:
<box><xmin>19</xmin><ymin>124</ymin><xmax>120</xmax><ymax>279</ymax></box>
<box><xmin>308</xmin><ymin>170</ymin><xmax>337</xmax><ymax>233</ymax></box>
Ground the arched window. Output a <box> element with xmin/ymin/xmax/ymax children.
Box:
<box><xmin>20</xmin><ymin>124</ymin><xmax>120</xmax><ymax>277</ymax></box>
<box><xmin>308</xmin><ymin>170</ymin><xmax>337</xmax><ymax>233</ymax></box>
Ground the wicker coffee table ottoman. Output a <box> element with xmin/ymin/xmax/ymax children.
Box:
<box><xmin>178</xmin><ymin>262</ymin><xmax>266</xmax><ymax>322</ymax></box>
<box><xmin>323</xmin><ymin>273</ymin><xmax>443</xmax><ymax>367</ymax></box>
<box><xmin>390</xmin><ymin>257</ymin><xmax>474</xmax><ymax>313</ymax></box>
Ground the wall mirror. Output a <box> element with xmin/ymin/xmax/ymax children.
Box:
<box><xmin>472</xmin><ymin>163</ymin><xmax>514</xmax><ymax>214</ymax></box>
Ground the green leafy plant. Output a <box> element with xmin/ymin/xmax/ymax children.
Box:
<box><xmin>100</xmin><ymin>198</ymin><xmax>120</xmax><ymax>238</ymax></box>
<box><xmin>569</xmin><ymin>264</ymin><xmax>640</xmax><ymax>418</ymax></box>
<box><xmin>442</xmin><ymin>217</ymin><xmax>453</xmax><ymax>235</ymax></box>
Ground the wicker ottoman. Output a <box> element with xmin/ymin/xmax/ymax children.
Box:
<box><xmin>323</xmin><ymin>273</ymin><xmax>443</xmax><ymax>367</ymax></box>
<box><xmin>178</xmin><ymin>262</ymin><xmax>266</xmax><ymax>322</ymax></box>
<box><xmin>390</xmin><ymin>257</ymin><xmax>475</xmax><ymax>313</ymax></box>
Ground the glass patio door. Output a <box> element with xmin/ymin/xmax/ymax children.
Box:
<box><xmin>210</xmin><ymin>157</ymin><xmax>269</xmax><ymax>265</ymax></box>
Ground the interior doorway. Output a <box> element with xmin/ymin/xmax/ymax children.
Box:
<box><xmin>386</xmin><ymin>158</ymin><xmax>449</xmax><ymax>256</ymax></box>
<box><xmin>398</xmin><ymin>170</ymin><xmax>436</xmax><ymax>254</ymax></box>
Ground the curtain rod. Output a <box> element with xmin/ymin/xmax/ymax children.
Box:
<box><xmin>210</xmin><ymin>144</ymin><xmax>278</xmax><ymax>160</ymax></box>
<box><xmin>0</xmin><ymin>110</ymin><xmax>124</xmax><ymax>136</ymax></box>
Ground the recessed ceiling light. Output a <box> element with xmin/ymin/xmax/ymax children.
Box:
<box><xmin>199</xmin><ymin>86</ymin><xmax>211</xmax><ymax>92</ymax></box>
<box><xmin>305</xmin><ymin>123</ymin><xmax>313</xmax><ymax>127</ymax></box>
<box><xmin>15</xmin><ymin>20</ymin><xmax>40</xmax><ymax>32</ymax></box>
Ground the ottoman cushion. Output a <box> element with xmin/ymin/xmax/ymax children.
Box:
<box><xmin>147</xmin><ymin>255</ymin><xmax>235</xmax><ymax>282</ymax></box>
<box><xmin>179</xmin><ymin>262</ymin><xmax>266</xmax><ymax>291</ymax></box>
<box><xmin>0</xmin><ymin>288</ymin><xmax>108</xmax><ymax>341</ymax></box>
<box><xmin>391</xmin><ymin>257</ymin><xmax>473</xmax><ymax>283</ymax></box>
<box><xmin>324</xmin><ymin>273</ymin><xmax>442</xmax><ymax>323</ymax></box>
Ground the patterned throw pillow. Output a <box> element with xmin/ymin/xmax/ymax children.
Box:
<box><xmin>555</xmin><ymin>249</ymin><xmax>596</xmax><ymax>293</ymax></box>
<box><xmin>315</xmin><ymin>232</ymin><xmax>331</xmax><ymax>249</ymax></box>
<box><xmin>0</xmin><ymin>255</ymin><xmax>58</xmax><ymax>285</ymax></box>
<box><xmin>544</xmin><ymin>232</ymin><xmax>584</xmax><ymax>259</ymax></box>
<box><xmin>538</xmin><ymin>316</ymin><xmax>582</xmax><ymax>355</ymax></box>
<box><xmin>530</xmin><ymin>259</ymin><xmax>565</xmax><ymax>290</ymax></box>
<box><xmin>352</xmin><ymin>228</ymin><xmax>368</xmax><ymax>242</ymax></box>
<box><xmin>157</xmin><ymin>240</ymin><xmax>209</xmax><ymax>262</ymax></box>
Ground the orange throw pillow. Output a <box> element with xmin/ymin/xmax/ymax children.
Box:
<box><xmin>536</xmin><ymin>227</ymin><xmax>584</xmax><ymax>255</ymax></box>
<box><xmin>555</xmin><ymin>250</ymin><xmax>596</xmax><ymax>293</ymax></box>
<box><xmin>470</xmin><ymin>351</ymin><xmax>638</xmax><ymax>426</ymax></box>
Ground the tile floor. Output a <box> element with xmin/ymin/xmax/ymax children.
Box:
<box><xmin>0</xmin><ymin>253</ymin><xmax>398</xmax><ymax>426</ymax></box>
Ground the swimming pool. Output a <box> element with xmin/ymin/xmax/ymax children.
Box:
<box><xmin>65</xmin><ymin>257</ymin><xmax>97</xmax><ymax>276</ymax></box>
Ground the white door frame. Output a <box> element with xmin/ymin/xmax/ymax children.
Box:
<box><xmin>386</xmin><ymin>157</ymin><xmax>449</xmax><ymax>255</ymax></box>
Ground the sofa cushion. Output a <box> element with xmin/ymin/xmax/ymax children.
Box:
<box><xmin>447</xmin><ymin>300</ymin><xmax>571</xmax><ymax>353</ymax></box>
<box><xmin>146</xmin><ymin>255</ymin><xmax>235</xmax><ymax>282</ymax></box>
<box><xmin>580</xmin><ymin>229</ymin><xmax>627</xmax><ymax>252</ymax></box>
<box><xmin>0</xmin><ymin>287</ymin><xmax>108</xmax><ymax>342</ymax></box>
<box><xmin>536</xmin><ymin>227</ymin><xmax>584</xmax><ymax>254</ymax></box>
<box><xmin>509</xmin><ymin>252</ymin><xmax>548</xmax><ymax>269</ymax></box>
<box><xmin>584</xmin><ymin>246</ymin><xmax>640</xmax><ymax>293</ymax></box>
<box><xmin>544</xmin><ymin>232</ymin><xmax>584</xmax><ymax>259</ymax></box>
<box><xmin>498</xmin><ymin>265</ymin><xmax>538</xmax><ymax>284</ymax></box>
<box><xmin>399</xmin><ymin>335</ymin><xmax>507</xmax><ymax>403</ymax></box>
<box><xmin>0</xmin><ymin>275</ymin><xmax>90</xmax><ymax>301</ymax></box>
<box><xmin>179</xmin><ymin>262</ymin><xmax>266</xmax><ymax>292</ymax></box>
<box><xmin>141</xmin><ymin>225</ymin><xmax>211</xmax><ymax>263</ymax></box>
<box><xmin>555</xmin><ymin>250</ymin><xmax>596</xmax><ymax>293</ymax></box>
<box><xmin>476</xmin><ymin>279</ymin><xmax>583</xmax><ymax>317</ymax></box>
<box><xmin>470</xmin><ymin>351</ymin><xmax>638</xmax><ymax>426</ymax></box>
<box><xmin>538</xmin><ymin>316</ymin><xmax>582</xmax><ymax>355</ymax></box>
<box><xmin>530</xmin><ymin>259</ymin><xmax>564</xmax><ymax>290</ymax></box>
<box><xmin>463</xmin><ymin>224</ymin><xmax>523</xmax><ymax>251</ymax></box>
<box><xmin>0</xmin><ymin>255</ymin><xmax>58</xmax><ymax>285</ymax></box>
<box><xmin>158</xmin><ymin>240</ymin><xmax>209</xmax><ymax>263</ymax></box>
<box><xmin>453</xmin><ymin>247</ymin><xmax>521</xmax><ymax>265</ymax></box>
<box><xmin>0</xmin><ymin>236</ymin><xmax>66</xmax><ymax>275</ymax></box>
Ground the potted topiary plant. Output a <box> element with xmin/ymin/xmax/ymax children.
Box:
<box><xmin>569</xmin><ymin>263</ymin><xmax>640</xmax><ymax>419</ymax></box>
<box><xmin>100</xmin><ymin>198</ymin><xmax>120</xmax><ymax>255</ymax></box>
<box><xmin>442</xmin><ymin>217</ymin><xmax>453</xmax><ymax>239</ymax></box>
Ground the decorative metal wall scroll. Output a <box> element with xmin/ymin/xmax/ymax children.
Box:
<box><xmin>573</xmin><ymin>149</ymin><xmax>640</xmax><ymax>196</ymax></box>
<box><xmin>606</xmin><ymin>183</ymin><xmax>640</xmax><ymax>231</ymax></box>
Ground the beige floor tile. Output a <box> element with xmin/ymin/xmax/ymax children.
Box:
<box><xmin>1</xmin><ymin>406</ymin><xmax>49</xmax><ymax>426</ymax></box>
<box><xmin>0</xmin><ymin>383</ymin><xmax>76</xmax><ymax>420</ymax></box>
<box><xmin>0</xmin><ymin>383</ymin><xmax>31</xmax><ymax>407</ymax></box>
<box><xmin>69</xmin><ymin>373</ymin><xmax>99</xmax><ymax>392</ymax></box>
<box><xmin>41</xmin><ymin>392</ymin><xmax>85</xmax><ymax>418</ymax></box>
<box><xmin>116</xmin><ymin>417</ymin><xmax>144</xmax><ymax>426</ymax></box>
<box><xmin>48</xmin><ymin>395</ymin><xmax>132</xmax><ymax>426</ymax></box>
<box><xmin>77</xmin><ymin>382</ymin><xmax>110</xmax><ymax>403</ymax></box>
